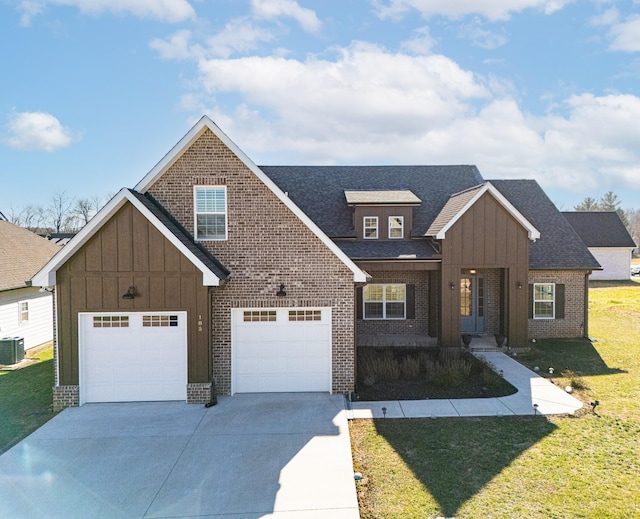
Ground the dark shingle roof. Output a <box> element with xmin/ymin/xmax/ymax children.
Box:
<box><xmin>336</xmin><ymin>240</ymin><xmax>440</xmax><ymax>260</ymax></box>
<box><xmin>489</xmin><ymin>180</ymin><xmax>601</xmax><ymax>270</ymax></box>
<box><xmin>425</xmin><ymin>184</ymin><xmax>484</xmax><ymax>237</ymax></box>
<box><xmin>261</xmin><ymin>166</ymin><xmax>599</xmax><ymax>270</ymax></box>
<box><xmin>129</xmin><ymin>190</ymin><xmax>230</xmax><ymax>281</ymax></box>
<box><xmin>0</xmin><ymin>221</ymin><xmax>60</xmax><ymax>291</ymax></box>
<box><xmin>561</xmin><ymin>212</ymin><xmax>636</xmax><ymax>248</ymax></box>
<box><xmin>261</xmin><ymin>165</ymin><xmax>484</xmax><ymax>237</ymax></box>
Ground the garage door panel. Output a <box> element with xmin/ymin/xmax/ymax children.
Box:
<box><xmin>233</xmin><ymin>308</ymin><xmax>331</xmax><ymax>394</ymax></box>
<box><xmin>80</xmin><ymin>312</ymin><xmax>187</xmax><ymax>403</ymax></box>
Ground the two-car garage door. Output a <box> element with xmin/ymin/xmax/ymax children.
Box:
<box><xmin>79</xmin><ymin>307</ymin><xmax>332</xmax><ymax>403</ymax></box>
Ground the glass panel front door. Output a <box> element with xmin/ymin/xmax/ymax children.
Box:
<box><xmin>460</xmin><ymin>274</ymin><xmax>486</xmax><ymax>334</ymax></box>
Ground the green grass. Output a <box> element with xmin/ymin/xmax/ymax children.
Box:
<box><xmin>351</xmin><ymin>280</ymin><xmax>640</xmax><ymax>518</ymax></box>
<box><xmin>0</xmin><ymin>346</ymin><xmax>58</xmax><ymax>454</ymax></box>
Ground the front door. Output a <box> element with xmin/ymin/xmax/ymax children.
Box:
<box><xmin>460</xmin><ymin>274</ymin><xmax>486</xmax><ymax>334</ymax></box>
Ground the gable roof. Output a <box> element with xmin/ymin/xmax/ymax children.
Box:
<box><xmin>425</xmin><ymin>182</ymin><xmax>540</xmax><ymax>241</ymax></box>
<box><xmin>262</xmin><ymin>165</ymin><xmax>485</xmax><ymax>238</ymax></box>
<box><xmin>490</xmin><ymin>180</ymin><xmax>601</xmax><ymax>270</ymax></box>
<box><xmin>135</xmin><ymin>116</ymin><xmax>367</xmax><ymax>283</ymax></box>
<box><xmin>562</xmin><ymin>211</ymin><xmax>636</xmax><ymax>248</ymax></box>
<box><xmin>32</xmin><ymin>189</ymin><xmax>230</xmax><ymax>288</ymax></box>
<box><xmin>0</xmin><ymin>221</ymin><xmax>60</xmax><ymax>292</ymax></box>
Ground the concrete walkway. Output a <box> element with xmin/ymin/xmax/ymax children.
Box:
<box><xmin>349</xmin><ymin>351</ymin><xmax>583</xmax><ymax>419</ymax></box>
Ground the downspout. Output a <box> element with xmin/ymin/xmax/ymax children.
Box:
<box><xmin>584</xmin><ymin>272</ymin><xmax>590</xmax><ymax>339</ymax></box>
<box><xmin>205</xmin><ymin>286</ymin><xmax>218</xmax><ymax>407</ymax></box>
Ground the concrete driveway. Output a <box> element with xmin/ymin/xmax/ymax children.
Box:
<box><xmin>0</xmin><ymin>394</ymin><xmax>360</xmax><ymax>518</ymax></box>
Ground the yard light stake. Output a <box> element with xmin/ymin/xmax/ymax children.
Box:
<box><xmin>381</xmin><ymin>406</ymin><xmax>387</xmax><ymax>418</ymax></box>
<box><xmin>533</xmin><ymin>403</ymin><xmax>539</xmax><ymax>416</ymax></box>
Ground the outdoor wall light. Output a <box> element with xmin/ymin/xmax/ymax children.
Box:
<box><xmin>276</xmin><ymin>284</ymin><xmax>287</xmax><ymax>297</ymax></box>
<box><xmin>122</xmin><ymin>286</ymin><xmax>137</xmax><ymax>300</ymax></box>
<box><xmin>516</xmin><ymin>281</ymin><xmax>523</xmax><ymax>289</ymax></box>
<box><xmin>449</xmin><ymin>281</ymin><xmax>455</xmax><ymax>290</ymax></box>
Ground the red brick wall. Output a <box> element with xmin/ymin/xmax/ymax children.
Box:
<box><xmin>147</xmin><ymin>129</ymin><xmax>356</xmax><ymax>394</ymax></box>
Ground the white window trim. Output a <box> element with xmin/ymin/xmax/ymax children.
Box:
<box><xmin>389</xmin><ymin>216</ymin><xmax>404</xmax><ymax>239</ymax></box>
<box><xmin>18</xmin><ymin>301</ymin><xmax>29</xmax><ymax>324</ymax></box>
<box><xmin>194</xmin><ymin>185</ymin><xmax>228</xmax><ymax>241</ymax></box>
<box><xmin>363</xmin><ymin>216</ymin><xmax>378</xmax><ymax>239</ymax></box>
<box><xmin>533</xmin><ymin>282</ymin><xmax>555</xmax><ymax>320</ymax></box>
<box><xmin>363</xmin><ymin>283</ymin><xmax>406</xmax><ymax>320</ymax></box>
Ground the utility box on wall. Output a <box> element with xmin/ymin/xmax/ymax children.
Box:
<box><xmin>0</xmin><ymin>337</ymin><xmax>25</xmax><ymax>365</ymax></box>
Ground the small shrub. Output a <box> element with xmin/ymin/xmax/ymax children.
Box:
<box><xmin>561</xmin><ymin>369</ymin><xmax>590</xmax><ymax>391</ymax></box>
<box><xmin>399</xmin><ymin>356</ymin><xmax>420</xmax><ymax>380</ymax></box>
<box><xmin>425</xmin><ymin>354</ymin><xmax>471</xmax><ymax>388</ymax></box>
<box><xmin>358</xmin><ymin>349</ymin><xmax>400</xmax><ymax>382</ymax></box>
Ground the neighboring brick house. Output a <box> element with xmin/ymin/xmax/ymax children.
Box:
<box><xmin>33</xmin><ymin>117</ymin><xmax>600</xmax><ymax>409</ymax></box>
<box><xmin>0</xmin><ymin>221</ymin><xmax>59</xmax><ymax>358</ymax></box>
<box><xmin>562</xmin><ymin>212</ymin><xmax>636</xmax><ymax>280</ymax></box>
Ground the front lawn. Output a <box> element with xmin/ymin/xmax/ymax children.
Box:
<box><xmin>0</xmin><ymin>346</ymin><xmax>58</xmax><ymax>454</ymax></box>
<box><xmin>351</xmin><ymin>280</ymin><xmax>640</xmax><ymax>518</ymax></box>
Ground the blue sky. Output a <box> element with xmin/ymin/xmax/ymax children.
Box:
<box><xmin>1</xmin><ymin>0</ymin><xmax>640</xmax><ymax>217</ymax></box>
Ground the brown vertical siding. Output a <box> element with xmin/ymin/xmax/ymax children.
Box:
<box><xmin>56</xmin><ymin>202</ymin><xmax>211</xmax><ymax>386</ymax></box>
<box><xmin>440</xmin><ymin>192</ymin><xmax>530</xmax><ymax>347</ymax></box>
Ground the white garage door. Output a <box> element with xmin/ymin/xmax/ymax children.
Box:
<box><xmin>79</xmin><ymin>312</ymin><xmax>187</xmax><ymax>404</ymax></box>
<box><xmin>232</xmin><ymin>308</ymin><xmax>331</xmax><ymax>393</ymax></box>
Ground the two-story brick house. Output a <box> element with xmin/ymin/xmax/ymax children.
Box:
<box><xmin>33</xmin><ymin>116</ymin><xmax>600</xmax><ymax>409</ymax></box>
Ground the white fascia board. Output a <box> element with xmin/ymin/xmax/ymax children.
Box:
<box><xmin>135</xmin><ymin>116</ymin><xmax>367</xmax><ymax>283</ymax></box>
<box><xmin>435</xmin><ymin>183</ymin><xmax>541</xmax><ymax>241</ymax></box>
<box><xmin>31</xmin><ymin>189</ymin><xmax>222</xmax><ymax>288</ymax></box>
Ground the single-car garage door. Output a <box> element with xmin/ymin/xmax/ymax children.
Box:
<box><xmin>232</xmin><ymin>308</ymin><xmax>331</xmax><ymax>393</ymax></box>
<box><xmin>79</xmin><ymin>312</ymin><xmax>187</xmax><ymax>404</ymax></box>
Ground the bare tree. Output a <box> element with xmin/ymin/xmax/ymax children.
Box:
<box><xmin>47</xmin><ymin>191</ymin><xmax>75</xmax><ymax>233</ymax></box>
<box><xmin>627</xmin><ymin>208</ymin><xmax>640</xmax><ymax>251</ymax></box>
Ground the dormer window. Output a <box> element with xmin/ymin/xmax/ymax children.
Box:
<box><xmin>389</xmin><ymin>216</ymin><xmax>404</xmax><ymax>239</ymax></box>
<box><xmin>364</xmin><ymin>217</ymin><xmax>378</xmax><ymax>239</ymax></box>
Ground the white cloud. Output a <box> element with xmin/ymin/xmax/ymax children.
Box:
<box><xmin>458</xmin><ymin>18</ymin><xmax>508</xmax><ymax>49</ymax></box>
<box><xmin>608</xmin><ymin>14</ymin><xmax>640</xmax><ymax>51</ymax></box>
<box><xmin>18</xmin><ymin>0</ymin><xmax>195</xmax><ymax>24</ymax></box>
<box><xmin>251</xmin><ymin>0</ymin><xmax>322</xmax><ymax>33</ymax></box>
<box><xmin>373</xmin><ymin>0</ymin><xmax>572</xmax><ymax>21</ymax></box>
<box><xmin>207</xmin><ymin>19</ymin><xmax>275</xmax><ymax>58</ymax></box>
<box><xmin>150</xmin><ymin>30</ymin><xmax>200</xmax><ymax>60</ymax></box>
<box><xmin>5</xmin><ymin>111</ymin><xmax>80</xmax><ymax>152</ymax></box>
<box><xmin>401</xmin><ymin>26</ymin><xmax>436</xmax><ymax>54</ymax></box>
<box><xmin>179</xmin><ymin>42</ymin><xmax>640</xmax><ymax>198</ymax></box>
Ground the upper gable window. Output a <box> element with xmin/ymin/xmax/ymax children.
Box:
<box><xmin>195</xmin><ymin>186</ymin><xmax>227</xmax><ymax>241</ymax></box>
<box><xmin>364</xmin><ymin>217</ymin><xmax>378</xmax><ymax>239</ymax></box>
<box><xmin>389</xmin><ymin>216</ymin><xmax>404</xmax><ymax>239</ymax></box>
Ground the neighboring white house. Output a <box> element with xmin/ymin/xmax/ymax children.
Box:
<box><xmin>563</xmin><ymin>212</ymin><xmax>637</xmax><ymax>281</ymax></box>
<box><xmin>0</xmin><ymin>220</ymin><xmax>60</xmax><ymax>352</ymax></box>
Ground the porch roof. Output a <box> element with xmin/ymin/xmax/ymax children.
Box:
<box><xmin>336</xmin><ymin>239</ymin><xmax>440</xmax><ymax>260</ymax></box>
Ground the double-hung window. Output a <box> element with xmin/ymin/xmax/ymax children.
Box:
<box><xmin>363</xmin><ymin>284</ymin><xmax>406</xmax><ymax>319</ymax></box>
<box><xmin>533</xmin><ymin>283</ymin><xmax>555</xmax><ymax>319</ymax></box>
<box><xmin>363</xmin><ymin>217</ymin><xmax>378</xmax><ymax>239</ymax></box>
<box><xmin>19</xmin><ymin>302</ymin><xmax>29</xmax><ymax>324</ymax></box>
<box><xmin>389</xmin><ymin>216</ymin><xmax>404</xmax><ymax>239</ymax></box>
<box><xmin>195</xmin><ymin>186</ymin><xmax>227</xmax><ymax>240</ymax></box>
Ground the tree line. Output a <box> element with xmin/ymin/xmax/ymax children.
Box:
<box><xmin>4</xmin><ymin>191</ymin><xmax>111</xmax><ymax>235</ymax></box>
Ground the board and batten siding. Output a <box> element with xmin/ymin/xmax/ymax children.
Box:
<box><xmin>0</xmin><ymin>287</ymin><xmax>53</xmax><ymax>350</ymax></box>
<box><xmin>55</xmin><ymin>202</ymin><xmax>210</xmax><ymax>386</ymax></box>
<box><xmin>440</xmin><ymin>192</ymin><xmax>530</xmax><ymax>347</ymax></box>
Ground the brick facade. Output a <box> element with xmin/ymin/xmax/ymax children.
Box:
<box><xmin>187</xmin><ymin>382</ymin><xmax>213</xmax><ymax>404</ymax></box>
<box><xmin>528</xmin><ymin>270</ymin><xmax>588</xmax><ymax>338</ymax></box>
<box><xmin>53</xmin><ymin>385</ymin><xmax>79</xmax><ymax>411</ymax></box>
<box><xmin>147</xmin><ymin>129</ymin><xmax>356</xmax><ymax>395</ymax></box>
